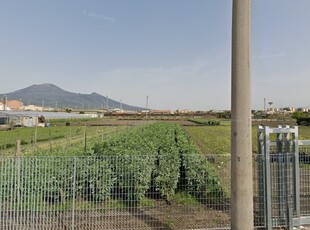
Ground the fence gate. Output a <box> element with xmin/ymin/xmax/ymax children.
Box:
<box><xmin>258</xmin><ymin>125</ymin><xmax>310</xmax><ymax>229</ymax></box>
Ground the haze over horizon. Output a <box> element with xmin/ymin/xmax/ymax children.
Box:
<box><xmin>1</xmin><ymin>1</ymin><xmax>310</xmax><ymax>110</ymax></box>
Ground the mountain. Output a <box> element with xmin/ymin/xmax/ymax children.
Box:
<box><xmin>3</xmin><ymin>83</ymin><xmax>144</xmax><ymax>111</ymax></box>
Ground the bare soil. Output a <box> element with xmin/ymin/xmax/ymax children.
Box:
<box><xmin>2</xmin><ymin>201</ymin><xmax>231</xmax><ymax>230</ymax></box>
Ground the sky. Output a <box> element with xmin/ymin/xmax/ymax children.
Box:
<box><xmin>0</xmin><ymin>0</ymin><xmax>310</xmax><ymax>111</ymax></box>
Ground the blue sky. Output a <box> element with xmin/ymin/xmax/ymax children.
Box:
<box><xmin>0</xmin><ymin>0</ymin><xmax>309</xmax><ymax>110</ymax></box>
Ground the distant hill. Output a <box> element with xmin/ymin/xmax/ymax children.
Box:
<box><xmin>3</xmin><ymin>83</ymin><xmax>144</xmax><ymax>111</ymax></box>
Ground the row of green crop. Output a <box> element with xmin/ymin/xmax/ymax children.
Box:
<box><xmin>92</xmin><ymin>123</ymin><xmax>181</xmax><ymax>202</ymax></box>
<box><xmin>175</xmin><ymin>128</ymin><xmax>224</xmax><ymax>201</ymax></box>
<box><xmin>0</xmin><ymin>157</ymin><xmax>114</xmax><ymax>206</ymax></box>
<box><xmin>0</xmin><ymin>123</ymin><xmax>225</xmax><ymax>208</ymax></box>
<box><xmin>188</xmin><ymin>118</ymin><xmax>220</xmax><ymax>126</ymax></box>
<box><xmin>92</xmin><ymin>123</ymin><xmax>224</xmax><ymax>203</ymax></box>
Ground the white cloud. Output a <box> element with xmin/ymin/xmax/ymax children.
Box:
<box><xmin>82</xmin><ymin>11</ymin><xmax>116</xmax><ymax>22</ymax></box>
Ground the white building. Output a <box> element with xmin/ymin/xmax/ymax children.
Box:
<box><xmin>0</xmin><ymin>103</ymin><xmax>11</xmax><ymax>111</ymax></box>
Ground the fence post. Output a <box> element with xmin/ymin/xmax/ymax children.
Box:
<box><xmin>15</xmin><ymin>139</ymin><xmax>21</xmax><ymax>157</ymax></box>
<box><xmin>15</xmin><ymin>140</ymin><xmax>21</xmax><ymax>226</ymax></box>
<box><xmin>4</xmin><ymin>137</ymin><xmax>7</xmax><ymax>150</ymax></box>
<box><xmin>276</xmin><ymin>126</ymin><xmax>285</xmax><ymax>225</ymax></box>
<box><xmin>264</xmin><ymin>126</ymin><xmax>272</xmax><ymax>230</ymax></box>
<box><xmin>258</xmin><ymin>126</ymin><xmax>266</xmax><ymax>226</ymax></box>
<box><xmin>34</xmin><ymin>125</ymin><xmax>38</xmax><ymax>147</ymax></box>
<box><xmin>284</xmin><ymin>126</ymin><xmax>293</xmax><ymax>229</ymax></box>
<box><xmin>71</xmin><ymin>157</ymin><xmax>77</xmax><ymax>230</ymax></box>
<box><xmin>293</xmin><ymin>126</ymin><xmax>300</xmax><ymax>226</ymax></box>
<box><xmin>49</xmin><ymin>129</ymin><xmax>53</xmax><ymax>152</ymax></box>
<box><xmin>84</xmin><ymin>125</ymin><xmax>87</xmax><ymax>153</ymax></box>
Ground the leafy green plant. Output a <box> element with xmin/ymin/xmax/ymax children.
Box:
<box><xmin>188</xmin><ymin>118</ymin><xmax>220</xmax><ymax>126</ymax></box>
<box><xmin>0</xmin><ymin>122</ymin><xmax>226</xmax><ymax>210</ymax></box>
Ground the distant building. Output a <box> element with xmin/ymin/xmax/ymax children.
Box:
<box><xmin>0</xmin><ymin>102</ymin><xmax>11</xmax><ymax>111</ymax></box>
<box><xmin>21</xmin><ymin>105</ymin><xmax>44</xmax><ymax>111</ymax></box>
<box><xmin>151</xmin><ymin>110</ymin><xmax>174</xmax><ymax>115</ymax></box>
<box><xmin>297</xmin><ymin>107</ymin><xmax>309</xmax><ymax>112</ymax></box>
<box><xmin>279</xmin><ymin>107</ymin><xmax>296</xmax><ymax>113</ymax></box>
<box><xmin>0</xmin><ymin>100</ymin><xmax>23</xmax><ymax>110</ymax></box>
<box><xmin>177</xmin><ymin>109</ymin><xmax>192</xmax><ymax>114</ymax></box>
<box><xmin>8</xmin><ymin>100</ymin><xmax>23</xmax><ymax>110</ymax></box>
<box><xmin>0</xmin><ymin>112</ymin><xmax>41</xmax><ymax>127</ymax></box>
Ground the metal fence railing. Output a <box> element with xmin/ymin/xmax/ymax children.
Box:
<box><xmin>298</xmin><ymin>145</ymin><xmax>310</xmax><ymax>218</ymax></box>
<box><xmin>1</xmin><ymin>151</ymin><xmax>310</xmax><ymax>229</ymax></box>
<box><xmin>255</xmin><ymin>124</ymin><xmax>310</xmax><ymax>229</ymax></box>
<box><xmin>0</xmin><ymin>154</ymin><xmax>231</xmax><ymax>230</ymax></box>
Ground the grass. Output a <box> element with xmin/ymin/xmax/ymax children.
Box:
<box><xmin>48</xmin><ymin>117</ymin><xmax>102</xmax><ymax>125</ymax></box>
<box><xmin>0</xmin><ymin>125</ymin><xmax>125</xmax><ymax>155</ymax></box>
<box><xmin>3</xmin><ymin>120</ymin><xmax>308</xmax><ymax>156</ymax></box>
<box><xmin>185</xmin><ymin>125</ymin><xmax>231</xmax><ymax>155</ymax></box>
<box><xmin>299</xmin><ymin>126</ymin><xmax>310</xmax><ymax>140</ymax></box>
<box><xmin>185</xmin><ymin>123</ymin><xmax>310</xmax><ymax>155</ymax></box>
<box><xmin>170</xmin><ymin>192</ymin><xmax>200</xmax><ymax>206</ymax></box>
<box><xmin>184</xmin><ymin>123</ymin><xmax>310</xmax><ymax>198</ymax></box>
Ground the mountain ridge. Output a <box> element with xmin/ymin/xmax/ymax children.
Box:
<box><xmin>2</xmin><ymin>83</ymin><xmax>144</xmax><ymax>111</ymax></box>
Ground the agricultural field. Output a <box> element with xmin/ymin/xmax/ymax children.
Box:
<box><xmin>0</xmin><ymin>123</ymin><xmax>226</xmax><ymax>203</ymax></box>
<box><xmin>187</xmin><ymin>118</ymin><xmax>221</xmax><ymax>126</ymax></box>
<box><xmin>184</xmin><ymin>122</ymin><xmax>231</xmax><ymax>155</ymax></box>
<box><xmin>0</xmin><ymin>125</ymin><xmax>126</xmax><ymax>155</ymax></box>
<box><xmin>1</xmin><ymin>117</ymin><xmax>308</xmax><ymax>156</ymax></box>
<box><xmin>0</xmin><ymin>122</ymin><xmax>230</xmax><ymax>229</ymax></box>
<box><xmin>92</xmin><ymin>123</ymin><xmax>224</xmax><ymax>203</ymax></box>
<box><xmin>185</xmin><ymin>122</ymin><xmax>310</xmax><ymax>155</ymax></box>
<box><xmin>0</xmin><ymin>119</ymin><xmax>309</xmax><ymax>229</ymax></box>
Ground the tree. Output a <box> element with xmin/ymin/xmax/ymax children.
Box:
<box><xmin>291</xmin><ymin>111</ymin><xmax>309</xmax><ymax>120</ymax></box>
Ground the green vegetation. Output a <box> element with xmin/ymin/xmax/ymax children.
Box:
<box><xmin>290</xmin><ymin>112</ymin><xmax>310</xmax><ymax>126</ymax></box>
<box><xmin>0</xmin><ymin>123</ymin><xmax>225</xmax><ymax>209</ymax></box>
<box><xmin>185</xmin><ymin>125</ymin><xmax>231</xmax><ymax>155</ymax></box>
<box><xmin>188</xmin><ymin>118</ymin><xmax>220</xmax><ymax>126</ymax></box>
<box><xmin>0</xmin><ymin>126</ymin><xmax>118</xmax><ymax>152</ymax></box>
<box><xmin>2</xmin><ymin>119</ymin><xmax>309</xmax><ymax>212</ymax></box>
<box><xmin>292</xmin><ymin>111</ymin><xmax>309</xmax><ymax>120</ymax></box>
<box><xmin>48</xmin><ymin>117</ymin><xmax>102</xmax><ymax>125</ymax></box>
<box><xmin>93</xmin><ymin>123</ymin><xmax>224</xmax><ymax>204</ymax></box>
<box><xmin>300</xmin><ymin>126</ymin><xmax>310</xmax><ymax>139</ymax></box>
<box><xmin>297</xmin><ymin>117</ymin><xmax>310</xmax><ymax>126</ymax></box>
<box><xmin>185</xmin><ymin>124</ymin><xmax>310</xmax><ymax>154</ymax></box>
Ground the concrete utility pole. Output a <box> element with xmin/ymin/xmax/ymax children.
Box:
<box><xmin>3</xmin><ymin>95</ymin><xmax>7</xmax><ymax>111</ymax></box>
<box><xmin>231</xmin><ymin>0</ymin><xmax>253</xmax><ymax>229</ymax></box>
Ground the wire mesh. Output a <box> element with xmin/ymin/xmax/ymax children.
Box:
<box><xmin>1</xmin><ymin>150</ymin><xmax>309</xmax><ymax>229</ymax></box>
<box><xmin>0</xmin><ymin>154</ymin><xmax>231</xmax><ymax>230</ymax></box>
<box><xmin>253</xmin><ymin>154</ymin><xmax>265</xmax><ymax>228</ymax></box>
<box><xmin>254</xmin><ymin>141</ymin><xmax>310</xmax><ymax>229</ymax></box>
<box><xmin>299</xmin><ymin>146</ymin><xmax>310</xmax><ymax>217</ymax></box>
